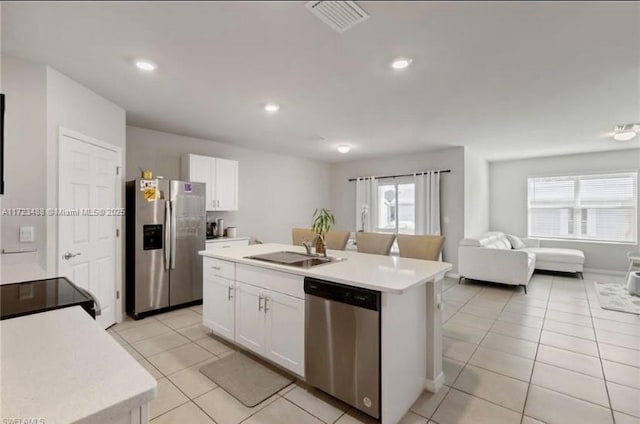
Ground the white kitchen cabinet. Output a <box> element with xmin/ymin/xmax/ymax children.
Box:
<box><xmin>181</xmin><ymin>154</ymin><xmax>238</xmax><ymax>211</ymax></box>
<box><xmin>202</xmin><ymin>262</ymin><xmax>305</xmax><ymax>376</ymax></box>
<box><xmin>184</xmin><ymin>153</ymin><xmax>213</xmax><ymax>210</ymax></box>
<box><xmin>264</xmin><ymin>291</ymin><xmax>305</xmax><ymax>376</ymax></box>
<box><xmin>214</xmin><ymin>158</ymin><xmax>238</xmax><ymax>211</ymax></box>
<box><xmin>234</xmin><ymin>282</ymin><xmax>304</xmax><ymax>376</ymax></box>
<box><xmin>203</xmin><ymin>274</ymin><xmax>235</xmax><ymax>341</ymax></box>
<box><xmin>234</xmin><ymin>282</ymin><xmax>267</xmax><ymax>355</ymax></box>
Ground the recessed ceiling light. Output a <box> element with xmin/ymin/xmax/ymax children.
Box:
<box><xmin>391</xmin><ymin>57</ymin><xmax>413</xmax><ymax>70</ymax></box>
<box><xmin>337</xmin><ymin>145</ymin><xmax>351</xmax><ymax>154</ymax></box>
<box><xmin>264</xmin><ymin>103</ymin><xmax>280</xmax><ymax>114</ymax></box>
<box><xmin>135</xmin><ymin>60</ymin><xmax>157</xmax><ymax>72</ymax></box>
<box><xmin>613</xmin><ymin>123</ymin><xmax>639</xmax><ymax>141</ymax></box>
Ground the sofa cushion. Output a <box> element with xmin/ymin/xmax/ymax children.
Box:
<box><xmin>460</xmin><ymin>232</ymin><xmax>508</xmax><ymax>248</ymax></box>
<box><xmin>506</xmin><ymin>234</ymin><xmax>526</xmax><ymax>249</ymax></box>
<box><xmin>486</xmin><ymin>238</ymin><xmax>512</xmax><ymax>249</ymax></box>
<box><xmin>520</xmin><ymin>247</ymin><xmax>585</xmax><ymax>265</ymax></box>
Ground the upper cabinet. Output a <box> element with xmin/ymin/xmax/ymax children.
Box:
<box><xmin>181</xmin><ymin>154</ymin><xmax>239</xmax><ymax>211</ymax></box>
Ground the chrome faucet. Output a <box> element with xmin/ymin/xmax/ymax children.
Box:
<box><xmin>302</xmin><ymin>240</ymin><xmax>313</xmax><ymax>255</ymax></box>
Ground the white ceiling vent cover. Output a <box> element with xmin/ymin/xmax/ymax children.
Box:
<box><xmin>306</xmin><ymin>1</ymin><xmax>370</xmax><ymax>33</ymax></box>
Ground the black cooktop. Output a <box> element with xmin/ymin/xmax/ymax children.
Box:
<box><xmin>0</xmin><ymin>277</ymin><xmax>97</xmax><ymax>320</ymax></box>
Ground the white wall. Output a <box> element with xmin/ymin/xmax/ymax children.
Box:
<box><xmin>491</xmin><ymin>149</ymin><xmax>640</xmax><ymax>271</ymax></box>
<box><xmin>0</xmin><ymin>57</ymin><xmax>125</xmax><ymax>275</ymax></box>
<box><xmin>1</xmin><ymin>56</ymin><xmax>47</xmax><ymax>267</ymax></box>
<box><xmin>329</xmin><ymin>147</ymin><xmax>465</xmax><ymax>273</ymax></box>
<box><xmin>464</xmin><ymin>148</ymin><xmax>490</xmax><ymax>237</ymax></box>
<box><xmin>45</xmin><ymin>67</ymin><xmax>126</xmax><ymax>273</ymax></box>
<box><xmin>126</xmin><ymin>126</ymin><xmax>331</xmax><ymax>244</ymax></box>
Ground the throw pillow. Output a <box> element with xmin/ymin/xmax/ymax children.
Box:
<box><xmin>506</xmin><ymin>234</ymin><xmax>526</xmax><ymax>249</ymax></box>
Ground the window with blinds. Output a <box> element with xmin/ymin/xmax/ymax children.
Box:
<box><xmin>527</xmin><ymin>172</ymin><xmax>638</xmax><ymax>243</ymax></box>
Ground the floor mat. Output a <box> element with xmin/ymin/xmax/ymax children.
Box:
<box><xmin>200</xmin><ymin>352</ymin><xmax>294</xmax><ymax>407</ymax></box>
<box><xmin>593</xmin><ymin>281</ymin><xmax>640</xmax><ymax>315</ymax></box>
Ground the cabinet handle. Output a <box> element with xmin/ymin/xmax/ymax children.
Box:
<box><xmin>228</xmin><ymin>285</ymin><xmax>233</xmax><ymax>300</ymax></box>
<box><xmin>211</xmin><ymin>266</ymin><xmax>221</xmax><ymax>270</ymax></box>
<box><xmin>264</xmin><ymin>297</ymin><xmax>270</xmax><ymax>313</ymax></box>
<box><xmin>221</xmin><ymin>245</ymin><xmax>231</xmax><ymax>249</ymax></box>
<box><xmin>258</xmin><ymin>295</ymin><xmax>264</xmax><ymax>311</ymax></box>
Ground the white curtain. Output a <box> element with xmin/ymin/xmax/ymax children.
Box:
<box><xmin>415</xmin><ymin>171</ymin><xmax>441</xmax><ymax>235</ymax></box>
<box><xmin>355</xmin><ymin>177</ymin><xmax>378</xmax><ymax>232</ymax></box>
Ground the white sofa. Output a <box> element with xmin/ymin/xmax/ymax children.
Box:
<box><xmin>458</xmin><ymin>232</ymin><xmax>585</xmax><ymax>293</ymax></box>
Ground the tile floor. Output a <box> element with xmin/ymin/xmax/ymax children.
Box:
<box><xmin>108</xmin><ymin>271</ymin><xmax>640</xmax><ymax>424</ymax></box>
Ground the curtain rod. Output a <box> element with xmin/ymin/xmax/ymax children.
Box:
<box><xmin>348</xmin><ymin>169</ymin><xmax>451</xmax><ymax>182</ymax></box>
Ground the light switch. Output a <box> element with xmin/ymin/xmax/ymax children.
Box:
<box><xmin>19</xmin><ymin>226</ymin><xmax>35</xmax><ymax>243</ymax></box>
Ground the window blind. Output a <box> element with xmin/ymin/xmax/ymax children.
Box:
<box><xmin>528</xmin><ymin>172</ymin><xmax>638</xmax><ymax>243</ymax></box>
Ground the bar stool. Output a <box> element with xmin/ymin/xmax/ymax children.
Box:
<box><xmin>355</xmin><ymin>232</ymin><xmax>396</xmax><ymax>255</ymax></box>
<box><xmin>397</xmin><ymin>234</ymin><xmax>446</xmax><ymax>261</ymax></box>
<box><xmin>325</xmin><ymin>231</ymin><xmax>351</xmax><ymax>251</ymax></box>
<box><xmin>292</xmin><ymin>228</ymin><xmax>316</xmax><ymax>246</ymax></box>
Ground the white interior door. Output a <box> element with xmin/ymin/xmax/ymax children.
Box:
<box><xmin>58</xmin><ymin>131</ymin><xmax>119</xmax><ymax>328</ymax></box>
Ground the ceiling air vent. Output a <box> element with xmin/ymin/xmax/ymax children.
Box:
<box><xmin>306</xmin><ymin>1</ymin><xmax>370</xmax><ymax>33</ymax></box>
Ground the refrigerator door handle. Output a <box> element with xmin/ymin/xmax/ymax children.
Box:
<box><xmin>170</xmin><ymin>200</ymin><xmax>177</xmax><ymax>270</ymax></box>
<box><xmin>164</xmin><ymin>200</ymin><xmax>171</xmax><ymax>270</ymax></box>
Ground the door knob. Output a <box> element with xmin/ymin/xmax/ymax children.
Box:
<box><xmin>62</xmin><ymin>251</ymin><xmax>81</xmax><ymax>260</ymax></box>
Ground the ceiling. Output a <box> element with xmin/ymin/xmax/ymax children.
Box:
<box><xmin>2</xmin><ymin>1</ymin><xmax>639</xmax><ymax>162</ymax></box>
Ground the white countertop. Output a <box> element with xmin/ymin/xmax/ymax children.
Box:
<box><xmin>199</xmin><ymin>243</ymin><xmax>451</xmax><ymax>293</ymax></box>
<box><xmin>206</xmin><ymin>236</ymin><xmax>250</xmax><ymax>243</ymax></box>
<box><xmin>0</xmin><ymin>307</ymin><xmax>157</xmax><ymax>423</ymax></box>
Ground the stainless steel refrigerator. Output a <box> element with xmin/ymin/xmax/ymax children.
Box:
<box><xmin>126</xmin><ymin>179</ymin><xmax>206</xmax><ymax>318</ymax></box>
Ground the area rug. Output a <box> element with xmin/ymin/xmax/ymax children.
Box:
<box><xmin>200</xmin><ymin>352</ymin><xmax>294</xmax><ymax>407</ymax></box>
<box><xmin>593</xmin><ymin>281</ymin><xmax>640</xmax><ymax>315</ymax></box>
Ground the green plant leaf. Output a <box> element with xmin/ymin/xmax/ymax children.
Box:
<box><xmin>311</xmin><ymin>208</ymin><xmax>335</xmax><ymax>237</ymax></box>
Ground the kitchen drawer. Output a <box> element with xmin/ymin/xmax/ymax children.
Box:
<box><xmin>236</xmin><ymin>264</ymin><xmax>304</xmax><ymax>299</ymax></box>
<box><xmin>203</xmin><ymin>257</ymin><xmax>235</xmax><ymax>280</ymax></box>
<box><xmin>206</xmin><ymin>239</ymin><xmax>249</xmax><ymax>251</ymax></box>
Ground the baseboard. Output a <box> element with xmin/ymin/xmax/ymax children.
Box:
<box><xmin>424</xmin><ymin>372</ymin><xmax>445</xmax><ymax>393</ymax></box>
<box><xmin>445</xmin><ymin>272</ymin><xmax>459</xmax><ymax>279</ymax></box>
<box><xmin>584</xmin><ymin>268</ymin><xmax>625</xmax><ymax>276</ymax></box>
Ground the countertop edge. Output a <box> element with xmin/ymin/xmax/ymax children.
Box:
<box><xmin>199</xmin><ymin>247</ymin><xmax>452</xmax><ymax>294</ymax></box>
<box><xmin>206</xmin><ymin>236</ymin><xmax>250</xmax><ymax>242</ymax></box>
<box><xmin>76</xmin><ymin>385</ymin><xmax>157</xmax><ymax>424</ymax></box>
<box><xmin>1</xmin><ymin>307</ymin><xmax>158</xmax><ymax>423</ymax></box>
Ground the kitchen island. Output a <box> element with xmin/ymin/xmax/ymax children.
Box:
<box><xmin>199</xmin><ymin>243</ymin><xmax>451</xmax><ymax>424</ymax></box>
<box><xmin>0</xmin><ymin>306</ymin><xmax>157</xmax><ymax>423</ymax></box>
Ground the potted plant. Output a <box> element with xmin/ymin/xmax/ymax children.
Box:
<box><xmin>311</xmin><ymin>208</ymin><xmax>335</xmax><ymax>256</ymax></box>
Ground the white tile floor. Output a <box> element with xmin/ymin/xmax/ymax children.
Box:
<box><xmin>108</xmin><ymin>272</ymin><xmax>640</xmax><ymax>424</ymax></box>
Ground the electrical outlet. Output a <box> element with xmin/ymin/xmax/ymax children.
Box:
<box><xmin>19</xmin><ymin>226</ymin><xmax>35</xmax><ymax>243</ymax></box>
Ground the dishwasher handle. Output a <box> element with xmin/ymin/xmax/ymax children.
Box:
<box><xmin>304</xmin><ymin>277</ymin><xmax>380</xmax><ymax>311</ymax></box>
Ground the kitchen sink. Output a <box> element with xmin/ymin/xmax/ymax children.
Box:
<box><xmin>244</xmin><ymin>251</ymin><xmax>344</xmax><ymax>268</ymax></box>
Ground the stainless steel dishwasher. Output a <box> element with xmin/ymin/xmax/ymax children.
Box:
<box><xmin>304</xmin><ymin>277</ymin><xmax>381</xmax><ymax>419</ymax></box>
